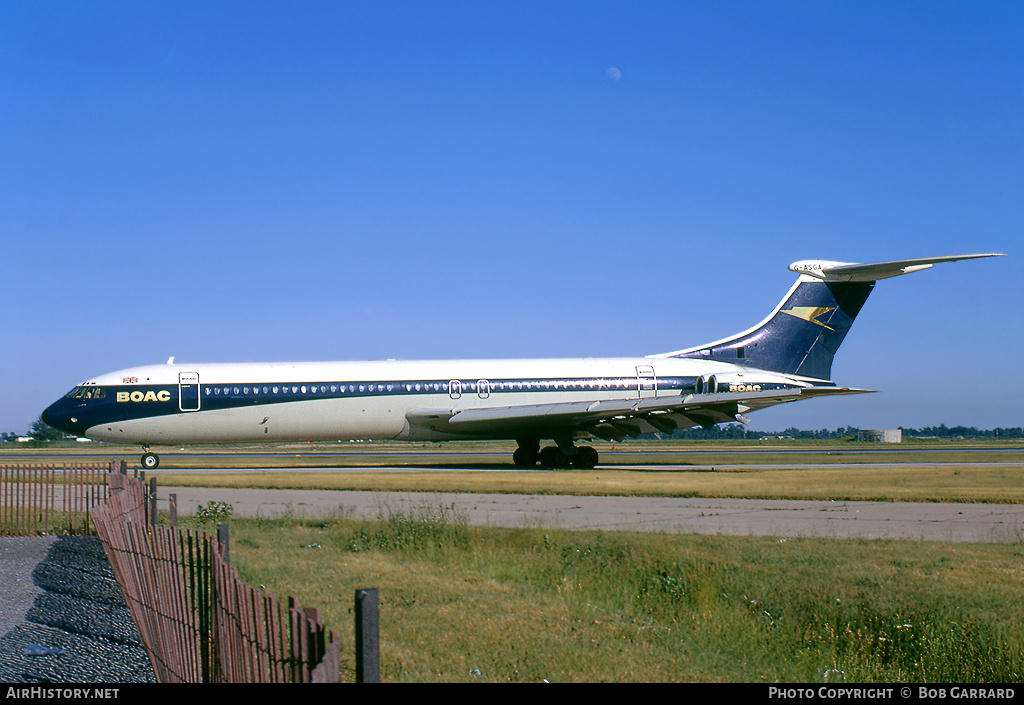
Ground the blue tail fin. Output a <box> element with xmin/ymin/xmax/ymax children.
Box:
<box><xmin>665</xmin><ymin>278</ymin><xmax>874</xmax><ymax>380</ymax></box>
<box><xmin>655</xmin><ymin>254</ymin><xmax>1003</xmax><ymax>381</ymax></box>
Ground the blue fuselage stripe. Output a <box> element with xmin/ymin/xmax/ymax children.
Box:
<box><xmin>46</xmin><ymin>375</ymin><xmax>704</xmax><ymax>432</ymax></box>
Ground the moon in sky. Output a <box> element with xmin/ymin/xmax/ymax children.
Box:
<box><xmin>607</xmin><ymin>67</ymin><xmax>621</xmax><ymax>81</ymax></box>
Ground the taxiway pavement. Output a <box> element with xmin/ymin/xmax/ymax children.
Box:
<box><xmin>161</xmin><ymin>486</ymin><xmax>1024</xmax><ymax>543</ymax></box>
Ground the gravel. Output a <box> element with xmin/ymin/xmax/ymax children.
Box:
<box><xmin>0</xmin><ymin>535</ymin><xmax>155</xmax><ymax>683</ymax></box>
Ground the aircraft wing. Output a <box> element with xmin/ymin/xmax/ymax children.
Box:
<box><xmin>406</xmin><ymin>386</ymin><xmax>872</xmax><ymax>441</ymax></box>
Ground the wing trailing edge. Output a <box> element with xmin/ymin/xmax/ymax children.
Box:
<box><xmin>405</xmin><ymin>385</ymin><xmax>874</xmax><ymax>441</ymax></box>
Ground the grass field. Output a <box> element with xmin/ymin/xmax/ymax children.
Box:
<box><xmin>149</xmin><ymin>465</ymin><xmax>1024</xmax><ymax>504</ymax></box>
<box><xmin>204</xmin><ymin>510</ymin><xmax>1024</xmax><ymax>683</ymax></box>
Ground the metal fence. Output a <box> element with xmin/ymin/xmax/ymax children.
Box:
<box><xmin>0</xmin><ymin>461</ymin><xmax>112</xmax><ymax>535</ymax></box>
<box><xmin>91</xmin><ymin>467</ymin><xmax>342</xmax><ymax>682</ymax></box>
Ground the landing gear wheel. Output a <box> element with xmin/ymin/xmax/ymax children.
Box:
<box><xmin>572</xmin><ymin>446</ymin><xmax>599</xmax><ymax>469</ymax></box>
<box><xmin>552</xmin><ymin>450</ymin><xmax>571</xmax><ymax>469</ymax></box>
<box><xmin>141</xmin><ymin>452</ymin><xmax>159</xmax><ymax>470</ymax></box>
<box><xmin>538</xmin><ymin>446</ymin><xmax>571</xmax><ymax>469</ymax></box>
<box><xmin>513</xmin><ymin>447</ymin><xmax>538</xmax><ymax>467</ymax></box>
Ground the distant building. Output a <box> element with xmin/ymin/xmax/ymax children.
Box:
<box><xmin>857</xmin><ymin>429</ymin><xmax>902</xmax><ymax>443</ymax></box>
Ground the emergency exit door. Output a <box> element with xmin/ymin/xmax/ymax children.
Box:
<box><xmin>636</xmin><ymin>365</ymin><xmax>657</xmax><ymax>399</ymax></box>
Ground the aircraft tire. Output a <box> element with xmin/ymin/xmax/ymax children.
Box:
<box><xmin>512</xmin><ymin>447</ymin><xmax>538</xmax><ymax>467</ymax></box>
<box><xmin>572</xmin><ymin>446</ymin><xmax>599</xmax><ymax>469</ymax></box>
<box><xmin>141</xmin><ymin>452</ymin><xmax>159</xmax><ymax>470</ymax></box>
<box><xmin>539</xmin><ymin>446</ymin><xmax>580</xmax><ymax>469</ymax></box>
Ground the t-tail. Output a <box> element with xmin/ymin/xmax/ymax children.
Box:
<box><xmin>652</xmin><ymin>254</ymin><xmax>1004</xmax><ymax>381</ymax></box>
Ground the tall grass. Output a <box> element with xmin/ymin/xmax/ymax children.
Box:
<box><xmin>222</xmin><ymin>507</ymin><xmax>1024</xmax><ymax>682</ymax></box>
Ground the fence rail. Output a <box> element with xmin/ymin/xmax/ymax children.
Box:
<box><xmin>0</xmin><ymin>462</ymin><xmax>112</xmax><ymax>535</ymax></box>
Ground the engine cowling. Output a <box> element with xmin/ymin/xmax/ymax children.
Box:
<box><xmin>695</xmin><ymin>372</ymin><xmax>802</xmax><ymax>395</ymax></box>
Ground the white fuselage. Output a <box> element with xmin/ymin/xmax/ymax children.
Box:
<box><xmin>69</xmin><ymin>356</ymin><xmax>775</xmax><ymax>445</ymax></box>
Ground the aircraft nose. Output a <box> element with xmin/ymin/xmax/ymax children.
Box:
<box><xmin>41</xmin><ymin>399</ymin><xmax>74</xmax><ymax>434</ymax></box>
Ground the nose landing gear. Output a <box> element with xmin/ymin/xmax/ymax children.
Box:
<box><xmin>141</xmin><ymin>447</ymin><xmax>160</xmax><ymax>470</ymax></box>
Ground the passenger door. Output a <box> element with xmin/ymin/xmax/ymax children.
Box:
<box><xmin>179</xmin><ymin>372</ymin><xmax>201</xmax><ymax>411</ymax></box>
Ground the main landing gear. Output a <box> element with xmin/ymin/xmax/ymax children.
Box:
<box><xmin>513</xmin><ymin>438</ymin><xmax>599</xmax><ymax>469</ymax></box>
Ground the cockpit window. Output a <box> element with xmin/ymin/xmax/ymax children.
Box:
<box><xmin>66</xmin><ymin>386</ymin><xmax>106</xmax><ymax>399</ymax></box>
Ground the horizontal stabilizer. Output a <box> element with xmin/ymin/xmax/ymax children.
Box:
<box><xmin>789</xmin><ymin>253</ymin><xmax>1004</xmax><ymax>282</ymax></box>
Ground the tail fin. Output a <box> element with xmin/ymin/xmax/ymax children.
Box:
<box><xmin>653</xmin><ymin>254</ymin><xmax>1003</xmax><ymax>381</ymax></box>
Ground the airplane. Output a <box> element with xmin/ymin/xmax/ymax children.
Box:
<box><xmin>42</xmin><ymin>254</ymin><xmax>1002</xmax><ymax>471</ymax></box>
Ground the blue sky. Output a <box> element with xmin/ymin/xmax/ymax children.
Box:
<box><xmin>2</xmin><ymin>1</ymin><xmax>1019</xmax><ymax>434</ymax></box>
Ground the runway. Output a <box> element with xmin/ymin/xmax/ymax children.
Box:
<box><xmin>160</xmin><ymin>486</ymin><xmax>1024</xmax><ymax>544</ymax></box>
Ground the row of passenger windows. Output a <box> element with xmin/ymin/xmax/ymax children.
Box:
<box><xmin>205</xmin><ymin>382</ymin><xmax>446</xmax><ymax>396</ymax></box>
<box><xmin>201</xmin><ymin>379</ymin><xmax>651</xmax><ymax>397</ymax></box>
<box><xmin>68</xmin><ymin>378</ymin><xmax>692</xmax><ymax>402</ymax></box>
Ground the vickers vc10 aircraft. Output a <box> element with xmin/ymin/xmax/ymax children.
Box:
<box><xmin>43</xmin><ymin>254</ymin><xmax>1002</xmax><ymax>470</ymax></box>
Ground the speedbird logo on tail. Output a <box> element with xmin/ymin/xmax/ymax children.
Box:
<box><xmin>781</xmin><ymin>306</ymin><xmax>836</xmax><ymax>330</ymax></box>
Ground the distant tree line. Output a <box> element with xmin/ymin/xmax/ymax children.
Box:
<box><xmin>657</xmin><ymin>424</ymin><xmax>1024</xmax><ymax>440</ymax></box>
<box><xmin>897</xmin><ymin>424</ymin><xmax>1023</xmax><ymax>439</ymax></box>
<box><xmin>658</xmin><ymin>424</ymin><xmax>859</xmax><ymax>441</ymax></box>
<box><xmin>0</xmin><ymin>417</ymin><xmax>69</xmax><ymax>442</ymax></box>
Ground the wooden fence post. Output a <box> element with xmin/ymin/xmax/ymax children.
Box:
<box><xmin>355</xmin><ymin>588</ymin><xmax>380</xmax><ymax>683</ymax></box>
<box><xmin>217</xmin><ymin>524</ymin><xmax>229</xmax><ymax>565</ymax></box>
